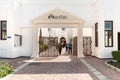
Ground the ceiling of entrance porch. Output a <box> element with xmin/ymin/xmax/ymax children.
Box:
<box><xmin>32</xmin><ymin>9</ymin><xmax>84</xmax><ymax>24</ymax></box>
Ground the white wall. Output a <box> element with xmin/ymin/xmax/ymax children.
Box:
<box><xmin>93</xmin><ymin>0</ymin><xmax>120</xmax><ymax>58</ymax></box>
<box><xmin>21</xmin><ymin>27</ymin><xmax>32</xmax><ymax>57</ymax></box>
<box><xmin>19</xmin><ymin>0</ymin><xmax>95</xmax><ymax>58</ymax></box>
<box><xmin>83</xmin><ymin>28</ymin><xmax>92</xmax><ymax>37</ymax></box>
<box><xmin>0</xmin><ymin>0</ymin><xmax>102</xmax><ymax>58</ymax></box>
<box><xmin>0</xmin><ymin>0</ymin><xmax>15</xmax><ymax>58</ymax></box>
<box><xmin>20</xmin><ymin>0</ymin><xmax>95</xmax><ymax>27</ymax></box>
<box><xmin>0</xmin><ymin>0</ymin><xmax>27</xmax><ymax>58</ymax></box>
<box><xmin>41</xmin><ymin>28</ymin><xmax>73</xmax><ymax>43</ymax></box>
<box><xmin>12</xmin><ymin>0</ymin><xmax>120</xmax><ymax>58</ymax></box>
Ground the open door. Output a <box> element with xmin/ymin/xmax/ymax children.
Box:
<box><xmin>83</xmin><ymin>37</ymin><xmax>92</xmax><ymax>56</ymax></box>
<box><xmin>73</xmin><ymin>36</ymin><xmax>77</xmax><ymax>56</ymax></box>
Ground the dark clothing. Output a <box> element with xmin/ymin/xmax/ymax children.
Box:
<box><xmin>62</xmin><ymin>42</ymin><xmax>66</xmax><ymax>48</ymax></box>
<box><xmin>58</xmin><ymin>43</ymin><xmax>62</xmax><ymax>55</ymax></box>
<box><xmin>67</xmin><ymin>42</ymin><xmax>72</xmax><ymax>55</ymax></box>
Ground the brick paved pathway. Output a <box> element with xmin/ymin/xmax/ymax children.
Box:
<box><xmin>84</xmin><ymin>56</ymin><xmax>120</xmax><ymax>80</ymax></box>
<box><xmin>0</xmin><ymin>57</ymin><xmax>30</xmax><ymax>68</ymax></box>
<box><xmin>6</xmin><ymin>55</ymin><xmax>99</xmax><ymax>80</ymax></box>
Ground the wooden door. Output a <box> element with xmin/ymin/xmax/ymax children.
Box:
<box><xmin>83</xmin><ymin>37</ymin><xmax>92</xmax><ymax>56</ymax></box>
<box><xmin>73</xmin><ymin>36</ymin><xmax>77</xmax><ymax>56</ymax></box>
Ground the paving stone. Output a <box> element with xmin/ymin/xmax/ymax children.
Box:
<box><xmin>80</xmin><ymin>59</ymin><xmax>109</xmax><ymax>80</ymax></box>
<box><xmin>93</xmin><ymin>71</ymin><xmax>102</xmax><ymax>75</ymax></box>
<box><xmin>84</xmin><ymin>56</ymin><xmax>120</xmax><ymax>80</ymax></box>
<box><xmin>5</xmin><ymin>55</ymin><xmax>99</xmax><ymax>80</ymax></box>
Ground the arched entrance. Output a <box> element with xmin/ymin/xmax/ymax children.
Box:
<box><xmin>31</xmin><ymin>9</ymin><xmax>84</xmax><ymax>58</ymax></box>
<box><xmin>60</xmin><ymin>37</ymin><xmax>66</xmax><ymax>48</ymax></box>
<box><xmin>60</xmin><ymin>37</ymin><xmax>66</xmax><ymax>43</ymax></box>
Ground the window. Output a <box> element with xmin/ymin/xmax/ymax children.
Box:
<box><xmin>95</xmin><ymin>23</ymin><xmax>98</xmax><ymax>47</ymax></box>
<box><xmin>14</xmin><ymin>34</ymin><xmax>22</xmax><ymax>47</ymax></box>
<box><xmin>0</xmin><ymin>21</ymin><xmax>7</xmax><ymax>40</ymax></box>
<box><xmin>105</xmin><ymin>21</ymin><xmax>113</xmax><ymax>47</ymax></box>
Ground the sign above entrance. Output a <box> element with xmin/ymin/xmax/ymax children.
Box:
<box><xmin>32</xmin><ymin>9</ymin><xmax>83</xmax><ymax>24</ymax></box>
<box><xmin>48</xmin><ymin>14</ymin><xmax>67</xmax><ymax>19</ymax></box>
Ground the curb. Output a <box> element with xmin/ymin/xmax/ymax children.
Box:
<box><xmin>80</xmin><ymin>59</ymin><xmax>109</xmax><ymax>80</ymax></box>
<box><xmin>105</xmin><ymin>61</ymin><xmax>120</xmax><ymax>72</ymax></box>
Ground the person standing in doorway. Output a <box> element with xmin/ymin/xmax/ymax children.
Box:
<box><xmin>66</xmin><ymin>43</ymin><xmax>68</xmax><ymax>51</ymax></box>
<box><xmin>68</xmin><ymin>42</ymin><xmax>72</xmax><ymax>55</ymax></box>
<box><xmin>58</xmin><ymin>42</ymin><xmax>62</xmax><ymax>55</ymax></box>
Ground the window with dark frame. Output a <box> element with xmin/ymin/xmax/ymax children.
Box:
<box><xmin>105</xmin><ymin>21</ymin><xmax>113</xmax><ymax>47</ymax></box>
<box><xmin>14</xmin><ymin>34</ymin><xmax>22</xmax><ymax>47</ymax></box>
<box><xmin>95</xmin><ymin>23</ymin><xmax>98</xmax><ymax>47</ymax></box>
<box><xmin>0</xmin><ymin>21</ymin><xmax>7</xmax><ymax>40</ymax></box>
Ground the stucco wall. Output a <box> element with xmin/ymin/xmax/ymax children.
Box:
<box><xmin>83</xmin><ymin>28</ymin><xmax>92</xmax><ymax>37</ymax></box>
<box><xmin>0</xmin><ymin>1</ymin><xmax>15</xmax><ymax>58</ymax></box>
<box><xmin>0</xmin><ymin>0</ymin><xmax>95</xmax><ymax>58</ymax></box>
<box><xmin>20</xmin><ymin>0</ymin><xmax>95</xmax><ymax>58</ymax></box>
<box><xmin>20</xmin><ymin>0</ymin><xmax>95</xmax><ymax>27</ymax></box>
<box><xmin>21</xmin><ymin>27</ymin><xmax>32</xmax><ymax>57</ymax></box>
<box><xmin>2</xmin><ymin>0</ymin><xmax>120</xmax><ymax>58</ymax></box>
<box><xmin>93</xmin><ymin>0</ymin><xmax>120</xmax><ymax>58</ymax></box>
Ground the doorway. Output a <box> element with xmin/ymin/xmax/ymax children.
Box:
<box><xmin>73</xmin><ymin>36</ymin><xmax>77</xmax><ymax>56</ymax></box>
<box><xmin>118</xmin><ymin>32</ymin><xmax>120</xmax><ymax>50</ymax></box>
<box><xmin>38</xmin><ymin>28</ymin><xmax>78</xmax><ymax>57</ymax></box>
<box><xmin>83</xmin><ymin>37</ymin><xmax>92</xmax><ymax>56</ymax></box>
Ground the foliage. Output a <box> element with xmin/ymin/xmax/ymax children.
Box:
<box><xmin>39</xmin><ymin>38</ymin><xmax>49</xmax><ymax>53</ymax></box>
<box><xmin>40</xmin><ymin>44</ymin><xmax>45</xmax><ymax>52</ymax></box>
<box><xmin>112</xmin><ymin>50</ymin><xmax>120</xmax><ymax>62</ymax></box>
<box><xmin>108</xmin><ymin>61</ymin><xmax>120</xmax><ymax>68</ymax></box>
<box><xmin>0</xmin><ymin>61</ymin><xmax>13</xmax><ymax>78</ymax></box>
<box><xmin>39</xmin><ymin>38</ymin><xmax>44</xmax><ymax>45</ymax></box>
<box><xmin>49</xmin><ymin>38</ymin><xmax>55</xmax><ymax>46</ymax></box>
<box><xmin>44</xmin><ymin>44</ymin><xmax>49</xmax><ymax>50</ymax></box>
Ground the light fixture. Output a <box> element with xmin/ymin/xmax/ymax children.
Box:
<box><xmin>61</xmin><ymin>28</ymin><xmax>65</xmax><ymax>31</ymax></box>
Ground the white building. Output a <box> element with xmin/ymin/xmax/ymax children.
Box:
<box><xmin>0</xmin><ymin>0</ymin><xmax>119</xmax><ymax>58</ymax></box>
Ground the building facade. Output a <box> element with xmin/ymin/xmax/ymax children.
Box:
<box><xmin>0</xmin><ymin>0</ymin><xmax>119</xmax><ymax>58</ymax></box>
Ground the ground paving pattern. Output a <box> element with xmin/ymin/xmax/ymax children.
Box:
<box><xmin>6</xmin><ymin>55</ymin><xmax>99</xmax><ymax>80</ymax></box>
<box><xmin>84</xmin><ymin>56</ymin><xmax>120</xmax><ymax>80</ymax></box>
<box><xmin>0</xmin><ymin>57</ymin><xmax>30</xmax><ymax>68</ymax></box>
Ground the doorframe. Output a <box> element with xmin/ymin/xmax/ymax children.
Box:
<box><xmin>31</xmin><ymin>23</ymin><xmax>84</xmax><ymax>58</ymax></box>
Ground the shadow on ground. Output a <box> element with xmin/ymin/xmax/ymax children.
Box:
<box><xmin>15</xmin><ymin>58</ymin><xmax>92</xmax><ymax>74</ymax></box>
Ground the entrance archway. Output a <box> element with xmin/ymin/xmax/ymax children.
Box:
<box><xmin>31</xmin><ymin>9</ymin><xmax>84</xmax><ymax>58</ymax></box>
<box><xmin>60</xmin><ymin>37</ymin><xmax>66</xmax><ymax>43</ymax></box>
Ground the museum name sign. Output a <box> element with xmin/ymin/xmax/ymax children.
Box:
<box><xmin>48</xmin><ymin>14</ymin><xmax>67</xmax><ymax>19</ymax></box>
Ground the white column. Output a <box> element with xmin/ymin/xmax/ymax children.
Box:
<box><xmin>77</xmin><ymin>25</ymin><xmax>84</xmax><ymax>58</ymax></box>
<box><xmin>31</xmin><ymin>25</ymin><xmax>39</xmax><ymax>58</ymax></box>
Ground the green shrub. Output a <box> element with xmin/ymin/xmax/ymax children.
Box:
<box><xmin>0</xmin><ymin>61</ymin><xmax>13</xmax><ymax>78</ymax></box>
<box><xmin>40</xmin><ymin>44</ymin><xmax>45</xmax><ymax>52</ymax></box>
<box><xmin>39</xmin><ymin>38</ymin><xmax>44</xmax><ymax>45</ymax></box>
<box><xmin>44</xmin><ymin>44</ymin><xmax>49</xmax><ymax>50</ymax></box>
<box><xmin>39</xmin><ymin>38</ymin><xmax>50</xmax><ymax>53</ymax></box>
<box><xmin>112</xmin><ymin>51</ymin><xmax>120</xmax><ymax>62</ymax></box>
